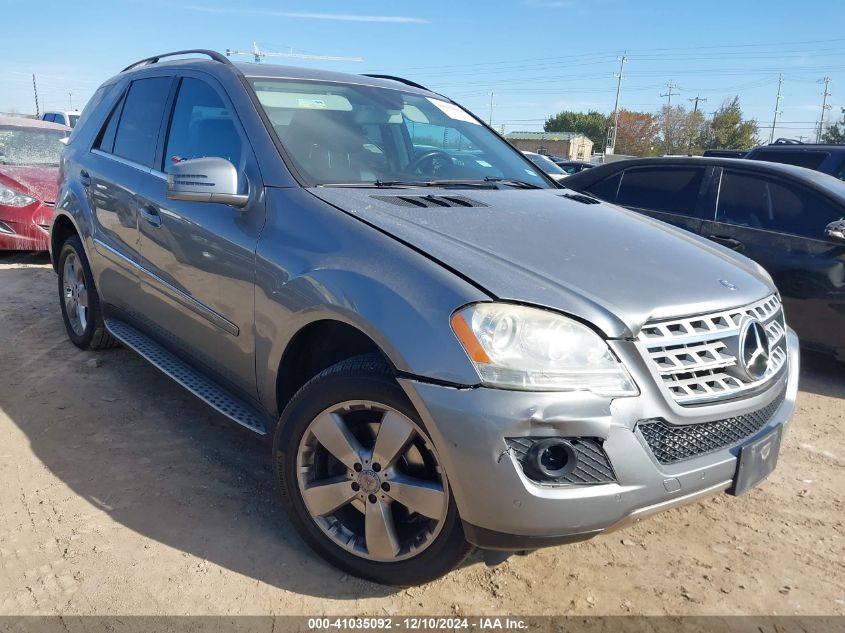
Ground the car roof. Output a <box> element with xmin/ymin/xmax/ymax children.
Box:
<box><xmin>750</xmin><ymin>143</ymin><xmax>845</xmax><ymax>152</ymax></box>
<box><xmin>567</xmin><ymin>155</ymin><xmax>845</xmax><ymax>200</ymax></box>
<box><xmin>0</xmin><ymin>115</ymin><xmax>71</xmax><ymax>131</ymax></box>
<box><xmin>588</xmin><ymin>155</ymin><xmax>826</xmax><ymax>177</ymax></box>
<box><xmin>117</xmin><ymin>57</ymin><xmax>441</xmax><ymax>98</ymax></box>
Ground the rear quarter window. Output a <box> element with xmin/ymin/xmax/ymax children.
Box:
<box><xmin>583</xmin><ymin>172</ymin><xmax>622</xmax><ymax>202</ymax></box>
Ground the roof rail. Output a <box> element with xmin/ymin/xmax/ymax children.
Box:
<box><xmin>361</xmin><ymin>74</ymin><xmax>431</xmax><ymax>92</ymax></box>
<box><xmin>122</xmin><ymin>49</ymin><xmax>234</xmax><ymax>73</ymax></box>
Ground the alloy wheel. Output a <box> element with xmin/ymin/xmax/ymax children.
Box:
<box><xmin>63</xmin><ymin>251</ymin><xmax>89</xmax><ymax>336</ymax></box>
<box><xmin>296</xmin><ymin>400</ymin><xmax>449</xmax><ymax>562</ymax></box>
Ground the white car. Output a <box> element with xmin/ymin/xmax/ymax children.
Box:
<box><xmin>41</xmin><ymin>110</ymin><xmax>81</xmax><ymax>128</ymax></box>
<box><xmin>522</xmin><ymin>151</ymin><xmax>568</xmax><ymax>182</ymax></box>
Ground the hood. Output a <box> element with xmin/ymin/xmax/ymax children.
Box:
<box><xmin>309</xmin><ymin>188</ymin><xmax>774</xmax><ymax>338</ymax></box>
<box><xmin>0</xmin><ymin>165</ymin><xmax>59</xmax><ymax>204</ymax></box>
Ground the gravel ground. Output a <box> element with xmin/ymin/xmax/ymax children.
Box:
<box><xmin>0</xmin><ymin>251</ymin><xmax>843</xmax><ymax>616</ymax></box>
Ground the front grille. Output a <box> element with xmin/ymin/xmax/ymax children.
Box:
<box><xmin>637</xmin><ymin>294</ymin><xmax>787</xmax><ymax>405</ymax></box>
<box><xmin>638</xmin><ymin>390</ymin><xmax>785</xmax><ymax>465</ymax></box>
<box><xmin>506</xmin><ymin>437</ymin><xmax>616</xmax><ymax>485</ymax></box>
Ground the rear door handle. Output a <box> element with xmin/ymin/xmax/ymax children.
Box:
<box><xmin>139</xmin><ymin>205</ymin><xmax>161</xmax><ymax>228</ymax></box>
<box><xmin>79</xmin><ymin>170</ymin><xmax>91</xmax><ymax>187</ymax></box>
<box><xmin>708</xmin><ymin>235</ymin><xmax>744</xmax><ymax>251</ymax></box>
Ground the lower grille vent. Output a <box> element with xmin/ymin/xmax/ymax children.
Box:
<box><xmin>638</xmin><ymin>390</ymin><xmax>786</xmax><ymax>465</ymax></box>
<box><xmin>506</xmin><ymin>437</ymin><xmax>616</xmax><ymax>485</ymax></box>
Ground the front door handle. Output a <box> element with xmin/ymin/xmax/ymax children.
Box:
<box><xmin>708</xmin><ymin>235</ymin><xmax>744</xmax><ymax>251</ymax></box>
<box><xmin>139</xmin><ymin>205</ymin><xmax>161</xmax><ymax>228</ymax></box>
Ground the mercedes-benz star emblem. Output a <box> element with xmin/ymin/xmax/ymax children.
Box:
<box><xmin>719</xmin><ymin>279</ymin><xmax>738</xmax><ymax>290</ymax></box>
<box><xmin>739</xmin><ymin>318</ymin><xmax>770</xmax><ymax>381</ymax></box>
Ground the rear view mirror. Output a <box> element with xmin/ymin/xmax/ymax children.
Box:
<box><xmin>825</xmin><ymin>219</ymin><xmax>845</xmax><ymax>243</ymax></box>
<box><xmin>166</xmin><ymin>157</ymin><xmax>249</xmax><ymax>208</ymax></box>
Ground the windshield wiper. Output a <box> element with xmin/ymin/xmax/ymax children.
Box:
<box><xmin>483</xmin><ymin>177</ymin><xmax>542</xmax><ymax>189</ymax></box>
<box><xmin>318</xmin><ymin>179</ymin><xmax>496</xmax><ymax>189</ymax></box>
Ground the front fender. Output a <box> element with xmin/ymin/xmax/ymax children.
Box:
<box><xmin>254</xmin><ymin>187</ymin><xmax>489</xmax><ymax>416</ymax></box>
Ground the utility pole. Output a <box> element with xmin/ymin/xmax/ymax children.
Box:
<box><xmin>687</xmin><ymin>95</ymin><xmax>707</xmax><ymax>153</ymax></box>
<box><xmin>605</xmin><ymin>54</ymin><xmax>627</xmax><ymax>156</ymax></box>
<box><xmin>660</xmin><ymin>80</ymin><xmax>680</xmax><ymax>153</ymax></box>
<box><xmin>769</xmin><ymin>74</ymin><xmax>783</xmax><ymax>144</ymax></box>
<box><xmin>488</xmin><ymin>91</ymin><xmax>494</xmax><ymax>126</ymax></box>
<box><xmin>816</xmin><ymin>76</ymin><xmax>832</xmax><ymax>142</ymax></box>
<box><xmin>226</xmin><ymin>41</ymin><xmax>362</xmax><ymax>63</ymax></box>
<box><xmin>68</xmin><ymin>90</ymin><xmax>74</xmax><ymax>110</ymax></box>
<box><xmin>32</xmin><ymin>74</ymin><xmax>40</xmax><ymax>118</ymax></box>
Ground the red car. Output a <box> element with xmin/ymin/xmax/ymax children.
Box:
<box><xmin>0</xmin><ymin>116</ymin><xmax>70</xmax><ymax>251</ymax></box>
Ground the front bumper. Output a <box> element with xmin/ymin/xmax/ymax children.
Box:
<box><xmin>399</xmin><ymin>328</ymin><xmax>800</xmax><ymax>551</ymax></box>
<box><xmin>0</xmin><ymin>201</ymin><xmax>52</xmax><ymax>251</ymax></box>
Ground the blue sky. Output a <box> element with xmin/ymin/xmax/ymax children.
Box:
<box><xmin>2</xmin><ymin>0</ymin><xmax>843</xmax><ymax>140</ymax></box>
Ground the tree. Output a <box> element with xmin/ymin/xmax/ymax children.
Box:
<box><xmin>658</xmin><ymin>105</ymin><xmax>706</xmax><ymax>154</ymax></box>
<box><xmin>544</xmin><ymin>110</ymin><xmax>607</xmax><ymax>152</ymax></box>
<box><xmin>821</xmin><ymin>108</ymin><xmax>845</xmax><ymax>144</ymax></box>
<box><xmin>613</xmin><ymin>110</ymin><xmax>660</xmax><ymax>156</ymax></box>
<box><xmin>822</xmin><ymin>124</ymin><xmax>845</xmax><ymax>144</ymax></box>
<box><xmin>700</xmin><ymin>97</ymin><xmax>758</xmax><ymax>150</ymax></box>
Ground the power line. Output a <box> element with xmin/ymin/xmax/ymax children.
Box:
<box><xmin>687</xmin><ymin>95</ymin><xmax>707</xmax><ymax>152</ymax></box>
<box><xmin>770</xmin><ymin>74</ymin><xmax>784</xmax><ymax>144</ymax></box>
<box><xmin>226</xmin><ymin>41</ymin><xmax>362</xmax><ymax>63</ymax></box>
<box><xmin>31</xmin><ymin>74</ymin><xmax>39</xmax><ymax>118</ymax></box>
<box><xmin>660</xmin><ymin>81</ymin><xmax>680</xmax><ymax>153</ymax></box>
<box><xmin>605</xmin><ymin>55</ymin><xmax>627</xmax><ymax>156</ymax></box>
<box><xmin>816</xmin><ymin>76</ymin><xmax>832</xmax><ymax>142</ymax></box>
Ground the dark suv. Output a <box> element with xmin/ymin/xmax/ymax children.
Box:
<box><xmin>745</xmin><ymin>141</ymin><xmax>845</xmax><ymax>181</ymax></box>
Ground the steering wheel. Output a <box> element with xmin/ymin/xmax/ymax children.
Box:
<box><xmin>407</xmin><ymin>150</ymin><xmax>453</xmax><ymax>177</ymax></box>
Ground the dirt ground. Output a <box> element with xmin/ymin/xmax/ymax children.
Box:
<box><xmin>0</xmin><ymin>251</ymin><xmax>843</xmax><ymax>616</ymax></box>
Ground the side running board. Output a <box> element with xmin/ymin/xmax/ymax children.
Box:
<box><xmin>104</xmin><ymin>318</ymin><xmax>268</xmax><ymax>435</ymax></box>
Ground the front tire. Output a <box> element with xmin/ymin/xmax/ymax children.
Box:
<box><xmin>274</xmin><ymin>355</ymin><xmax>471</xmax><ymax>586</ymax></box>
<box><xmin>57</xmin><ymin>235</ymin><xmax>117</xmax><ymax>350</ymax></box>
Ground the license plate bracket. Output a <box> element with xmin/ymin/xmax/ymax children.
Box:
<box><xmin>730</xmin><ymin>424</ymin><xmax>783</xmax><ymax>496</ymax></box>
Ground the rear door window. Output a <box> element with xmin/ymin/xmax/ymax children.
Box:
<box><xmin>717</xmin><ymin>170</ymin><xmax>843</xmax><ymax>240</ymax></box>
<box><xmin>751</xmin><ymin>150</ymin><xmax>828</xmax><ymax>170</ymax></box>
<box><xmin>112</xmin><ymin>77</ymin><xmax>172</xmax><ymax>167</ymax></box>
<box><xmin>615</xmin><ymin>166</ymin><xmax>706</xmax><ymax>216</ymax></box>
<box><xmin>162</xmin><ymin>78</ymin><xmax>243</xmax><ymax>171</ymax></box>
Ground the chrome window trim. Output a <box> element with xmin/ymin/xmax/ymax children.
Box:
<box><xmin>91</xmin><ymin>148</ymin><xmax>152</xmax><ymax>175</ymax></box>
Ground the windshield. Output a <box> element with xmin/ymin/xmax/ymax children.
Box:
<box><xmin>0</xmin><ymin>126</ymin><xmax>68</xmax><ymax>166</ymax></box>
<box><xmin>68</xmin><ymin>114</ymin><xmax>80</xmax><ymax>128</ymax></box>
<box><xmin>525</xmin><ymin>152</ymin><xmax>566</xmax><ymax>175</ymax></box>
<box><xmin>249</xmin><ymin>78</ymin><xmax>551</xmax><ymax>188</ymax></box>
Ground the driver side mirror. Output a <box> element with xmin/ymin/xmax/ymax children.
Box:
<box><xmin>166</xmin><ymin>157</ymin><xmax>249</xmax><ymax>208</ymax></box>
<box><xmin>825</xmin><ymin>218</ymin><xmax>845</xmax><ymax>243</ymax></box>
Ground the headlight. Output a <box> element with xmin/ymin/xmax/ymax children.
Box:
<box><xmin>451</xmin><ymin>303</ymin><xmax>638</xmax><ymax>396</ymax></box>
<box><xmin>0</xmin><ymin>185</ymin><xmax>36</xmax><ymax>207</ymax></box>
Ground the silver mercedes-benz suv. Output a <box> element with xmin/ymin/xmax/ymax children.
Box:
<box><xmin>50</xmin><ymin>50</ymin><xmax>799</xmax><ymax>586</ymax></box>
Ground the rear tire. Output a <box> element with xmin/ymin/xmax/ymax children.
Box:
<box><xmin>57</xmin><ymin>235</ymin><xmax>117</xmax><ymax>350</ymax></box>
<box><xmin>274</xmin><ymin>354</ymin><xmax>472</xmax><ymax>586</ymax></box>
